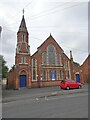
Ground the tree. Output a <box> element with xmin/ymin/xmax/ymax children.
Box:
<box><xmin>74</xmin><ymin>62</ymin><xmax>80</xmax><ymax>67</ymax></box>
<box><xmin>0</xmin><ymin>55</ymin><xmax>9</xmax><ymax>79</ymax></box>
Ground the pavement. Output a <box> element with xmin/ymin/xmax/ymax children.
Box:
<box><xmin>2</xmin><ymin>84</ymin><xmax>88</xmax><ymax>103</ymax></box>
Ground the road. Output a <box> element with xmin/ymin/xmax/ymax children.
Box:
<box><xmin>2</xmin><ymin>84</ymin><xmax>88</xmax><ymax>103</ymax></box>
<box><xmin>2</xmin><ymin>92</ymin><xmax>88</xmax><ymax>118</ymax></box>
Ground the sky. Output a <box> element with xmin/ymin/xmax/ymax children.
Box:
<box><xmin>0</xmin><ymin>0</ymin><xmax>89</xmax><ymax>69</ymax></box>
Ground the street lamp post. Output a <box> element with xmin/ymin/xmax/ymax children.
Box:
<box><xmin>0</xmin><ymin>26</ymin><xmax>2</xmax><ymax>38</ymax></box>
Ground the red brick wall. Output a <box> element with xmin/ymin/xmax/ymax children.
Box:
<box><xmin>32</xmin><ymin>80</ymin><xmax>61</xmax><ymax>87</ymax></box>
<box><xmin>7</xmin><ymin>70</ymin><xmax>16</xmax><ymax>89</ymax></box>
<box><xmin>17</xmin><ymin>32</ymin><xmax>29</xmax><ymax>43</ymax></box>
<box><xmin>7</xmin><ymin>64</ymin><xmax>32</xmax><ymax>89</ymax></box>
<box><xmin>31</xmin><ymin>36</ymin><xmax>73</xmax><ymax>83</ymax></box>
<box><xmin>74</xmin><ymin>55</ymin><xmax>90</xmax><ymax>83</ymax></box>
<box><xmin>15</xmin><ymin>54</ymin><xmax>31</xmax><ymax>65</ymax></box>
<box><xmin>80</xmin><ymin>55</ymin><xmax>90</xmax><ymax>83</ymax></box>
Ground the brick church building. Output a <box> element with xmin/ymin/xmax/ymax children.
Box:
<box><xmin>7</xmin><ymin>14</ymin><xmax>81</xmax><ymax>89</ymax></box>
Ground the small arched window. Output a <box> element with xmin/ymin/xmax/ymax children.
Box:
<box><xmin>21</xmin><ymin>56</ymin><xmax>26</xmax><ymax>64</ymax></box>
<box><xmin>22</xmin><ymin>35</ymin><xmax>26</xmax><ymax>42</ymax></box>
<box><xmin>47</xmin><ymin>45</ymin><xmax>56</xmax><ymax>65</ymax></box>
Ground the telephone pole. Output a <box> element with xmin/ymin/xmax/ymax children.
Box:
<box><xmin>0</xmin><ymin>26</ymin><xmax>2</xmax><ymax>84</ymax></box>
<box><xmin>0</xmin><ymin>26</ymin><xmax>2</xmax><ymax>38</ymax></box>
<box><xmin>0</xmin><ymin>26</ymin><xmax>2</xmax><ymax>54</ymax></box>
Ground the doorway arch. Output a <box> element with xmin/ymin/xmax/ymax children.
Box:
<box><xmin>75</xmin><ymin>72</ymin><xmax>80</xmax><ymax>83</ymax></box>
<box><xmin>19</xmin><ymin>70</ymin><xmax>27</xmax><ymax>88</ymax></box>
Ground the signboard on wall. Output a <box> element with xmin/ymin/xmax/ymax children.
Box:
<box><xmin>52</xmin><ymin>71</ymin><xmax>56</xmax><ymax>80</ymax></box>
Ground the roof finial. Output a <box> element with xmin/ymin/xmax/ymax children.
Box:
<box><xmin>23</xmin><ymin>9</ymin><xmax>24</xmax><ymax>15</ymax></box>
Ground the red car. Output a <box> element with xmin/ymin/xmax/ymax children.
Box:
<box><xmin>60</xmin><ymin>80</ymin><xmax>82</xmax><ymax>90</ymax></box>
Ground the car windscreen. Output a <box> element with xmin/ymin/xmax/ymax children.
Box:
<box><xmin>61</xmin><ymin>81</ymin><xmax>65</xmax><ymax>83</ymax></box>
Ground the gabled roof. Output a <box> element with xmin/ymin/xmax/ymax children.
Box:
<box><xmin>32</xmin><ymin>34</ymin><xmax>70</xmax><ymax>60</ymax></box>
<box><xmin>63</xmin><ymin>52</ymin><xmax>70</xmax><ymax>60</ymax></box>
<box><xmin>37</xmin><ymin>34</ymin><xmax>63</xmax><ymax>51</ymax></box>
<box><xmin>31</xmin><ymin>51</ymin><xmax>38</xmax><ymax>57</ymax></box>
<box><xmin>82</xmin><ymin>54</ymin><xmax>90</xmax><ymax>65</ymax></box>
<box><xmin>18</xmin><ymin>15</ymin><xmax>28</xmax><ymax>32</ymax></box>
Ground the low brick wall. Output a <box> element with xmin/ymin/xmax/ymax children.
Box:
<box><xmin>32</xmin><ymin>80</ymin><xmax>61</xmax><ymax>87</ymax></box>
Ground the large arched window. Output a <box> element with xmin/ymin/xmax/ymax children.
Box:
<box><xmin>57</xmin><ymin>54</ymin><xmax>61</xmax><ymax>65</ymax></box>
<box><xmin>32</xmin><ymin>59</ymin><xmax>37</xmax><ymax>81</ymax></box>
<box><xmin>47</xmin><ymin>45</ymin><xmax>56</xmax><ymax>65</ymax></box>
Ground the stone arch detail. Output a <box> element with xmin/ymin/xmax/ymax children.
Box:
<box><xmin>19</xmin><ymin>69</ymin><xmax>28</xmax><ymax>75</ymax></box>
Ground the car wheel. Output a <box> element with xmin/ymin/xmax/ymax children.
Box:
<box><xmin>78</xmin><ymin>85</ymin><xmax>81</xmax><ymax>89</ymax></box>
<box><xmin>66</xmin><ymin>86</ymin><xmax>70</xmax><ymax>90</ymax></box>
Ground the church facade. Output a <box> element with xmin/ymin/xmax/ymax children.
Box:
<box><xmin>7</xmin><ymin>14</ymin><xmax>79</xmax><ymax>89</ymax></box>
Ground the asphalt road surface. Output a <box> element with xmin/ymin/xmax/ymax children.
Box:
<box><xmin>2</xmin><ymin>92</ymin><xmax>88</xmax><ymax>118</ymax></box>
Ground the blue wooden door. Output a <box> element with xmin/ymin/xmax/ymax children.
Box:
<box><xmin>76</xmin><ymin>74</ymin><xmax>80</xmax><ymax>83</ymax></box>
<box><xmin>20</xmin><ymin>75</ymin><xmax>26</xmax><ymax>87</ymax></box>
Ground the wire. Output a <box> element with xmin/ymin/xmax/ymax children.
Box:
<box><xmin>29</xmin><ymin>2</ymin><xmax>86</xmax><ymax>20</ymax></box>
<box><xmin>3</xmin><ymin>22</ymin><xmax>87</xmax><ymax>34</ymax></box>
<box><xmin>24</xmin><ymin>0</ymin><xmax>33</xmax><ymax>8</ymax></box>
<box><xmin>2</xmin><ymin>27</ymin><xmax>88</xmax><ymax>58</ymax></box>
<box><xmin>30</xmin><ymin>35</ymin><xmax>88</xmax><ymax>54</ymax></box>
<box><xmin>30</xmin><ymin>24</ymin><xmax>87</xmax><ymax>29</ymax></box>
<box><xmin>4</xmin><ymin>0</ymin><xmax>33</xmax><ymax>27</ymax></box>
<box><xmin>28</xmin><ymin>0</ymin><xmax>74</xmax><ymax>19</ymax></box>
<box><xmin>2</xmin><ymin>26</ymin><xmax>16</xmax><ymax>33</ymax></box>
<box><xmin>3</xmin><ymin>1</ymin><xmax>71</xmax><ymax>27</ymax></box>
<box><xmin>30</xmin><ymin>29</ymin><xmax>87</xmax><ymax>33</ymax></box>
<box><xmin>4</xmin><ymin>0</ymin><xmax>84</xmax><ymax>27</ymax></box>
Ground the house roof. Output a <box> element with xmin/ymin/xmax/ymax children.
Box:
<box><xmin>37</xmin><ymin>34</ymin><xmax>63</xmax><ymax>51</ymax></box>
<box><xmin>31</xmin><ymin>34</ymin><xmax>70</xmax><ymax>60</ymax></box>
<box><xmin>82</xmin><ymin>54</ymin><xmax>90</xmax><ymax>65</ymax></box>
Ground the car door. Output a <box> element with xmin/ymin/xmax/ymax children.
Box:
<box><xmin>71</xmin><ymin>80</ymin><xmax>76</xmax><ymax>88</ymax></box>
<box><xmin>67</xmin><ymin>80</ymin><xmax>72</xmax><ymax>88</ymax></box>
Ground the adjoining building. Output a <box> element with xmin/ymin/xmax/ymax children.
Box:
<box><xmin>76</xmin><ymin>55</ymin><xmax>90</xmax><ymax>84</ymax></box>
<box><xmin>7</xmin><ymin>14</ymin><xmax>85</xmax><ymax>89</ymax></box>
